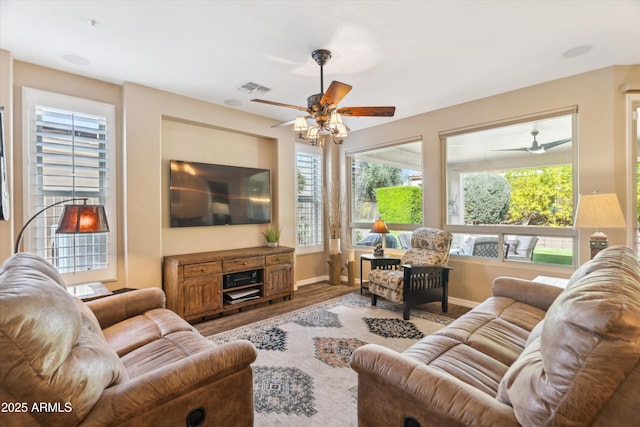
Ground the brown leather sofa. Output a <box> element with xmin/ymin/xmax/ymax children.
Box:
<box><xmin>351</xmin><ymin>245</ymin><xmax>640</xmax><ymax>426</ymax></box>
<box><xmin>0</xmin><ymin>253</ymin><xmax>257</xmax><ymax>427</ymax></box>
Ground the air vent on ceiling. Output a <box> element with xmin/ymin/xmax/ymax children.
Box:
<box><xmin>236</xmin><ymin>81</ymin><xmax>271</xmax><ymax>97</ymax></box>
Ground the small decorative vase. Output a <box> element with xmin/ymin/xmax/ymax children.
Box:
<box><xmin>329</xmin><ymin>238</ymin><xmax>341</xmax><ymax>255</ymax></box>
<box><xmin>267</xmin><ymin>242</ymin><xmax>278</xmax><ymax>248</ymax></box>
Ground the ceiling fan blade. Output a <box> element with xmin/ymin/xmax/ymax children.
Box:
<box><xmin>251</xmin><ymin>98</ymin><xmax>308</xmax><ymax>112</ymax></box>
<box><xmin>540</xmin><ymin>138</ymin><xmax>572</xmax><ymax>150</ymax></box>
<box><xmin>320</xmin><ymin>81</ymin><xmax>352</xmax><ymax>108</ymax></box>
<box><xmin>270</xmin><ymin>116</ymin><xmax>313</xmax><ymax>128</ymax></box>
<box><xmin>337</xmin><ymin>106</ymin><xmax>396</xmax><ymax>117</ymax></box>
<box><xmin>491</xmin><ymin>147</ymin><xmax>530</xmax><ymax>152</ymax></box>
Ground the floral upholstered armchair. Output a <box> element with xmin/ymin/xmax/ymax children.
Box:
<box><xmin>368</xmin><ymin>227</ymin><xmax>453</xmax><ymax>319</ymax></box>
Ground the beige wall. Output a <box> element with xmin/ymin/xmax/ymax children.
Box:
<box><xmin>160</xmin><ymin>118</ymin><xmax>275</xmax><ymax>255</ymax></box>
<box><xmin>343</xmin><ymin>65</ymin><xmax>640</xmax><ymax>302</ymax></box>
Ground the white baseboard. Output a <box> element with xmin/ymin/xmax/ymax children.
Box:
<box><xmin>296</xmin><ymin>276</ymin><xmax>329</xmax><ymax>289</ymax></box>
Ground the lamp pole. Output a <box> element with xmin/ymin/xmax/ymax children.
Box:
<box><xmin>14</xmin><ymin>198</ymin><xmax>88</xmax><ymax>253</ymax></box>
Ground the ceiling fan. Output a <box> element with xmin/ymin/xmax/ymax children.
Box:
<box><xmin>493</xmin><ymin>130</ymin><xmax>572</xmax><ymax>154</ymax></box>
<box><xmin>251</xmin><ymin>49</ymin><xmax>396</xmax><ymax>145</ymax></box>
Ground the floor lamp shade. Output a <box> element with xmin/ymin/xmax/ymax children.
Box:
<box><xmin>56</xmin><ymin>204</ymin><xmax>110</xmax><ymax>234</ymax></box>
<box><xmin>14</xmin><ymin>198</ymin><xmax>109</xmax><ymax>253</ymax></box>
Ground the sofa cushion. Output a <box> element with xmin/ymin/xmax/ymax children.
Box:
<box><xmin>402</xmin><ymin>296</ymin><xmax>546</xmax><ymax>397</ymax></box>
<box><xmin>0</xmin><ymin>254</ymin><xmax>128</xmax><ymax>425</ymax></box>
<box><xmin>497</xmin><ymin>265</ymin><xmax>640</xmax><ymax>425</ymax></box>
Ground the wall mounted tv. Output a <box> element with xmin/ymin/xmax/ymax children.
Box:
<box><xmin>169</xmin><ymin>160</ymin><xmax>271</xmax><ymax>227</ymax></box>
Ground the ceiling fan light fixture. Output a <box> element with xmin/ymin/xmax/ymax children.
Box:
<box><xmin>294</xmin><ymin>116</ymin><xmax>309</xmax><ymax>132</ymax></box>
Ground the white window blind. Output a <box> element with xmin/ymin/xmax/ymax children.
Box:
<box><xmin>23</xmin><ymin>88</ymin><xmax>116</xmax><ymax>283</ymax></box>
<box><xmin>296</xmin><ymin>150</ymin><xmax>322</xmax><ymax>249</ymax></box>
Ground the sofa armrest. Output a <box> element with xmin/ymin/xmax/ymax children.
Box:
<box><xmin>80</xmin><ymin>339</ymin><xmax>257</xmax><ymax>426</ymax></box>
<box><xmin>351</xmin><ymin>344</ymin><xmax>518</xmax><ymax>426</ymax></box>
<box><xmin>492</xmin><ymin>276</ymin><xmax>563</xmax><ymax>311</ymax></box>
<box><xmin>85</xmin><ymin>288</ymin><xmax>166</xmax><ymax>329</ymax></box>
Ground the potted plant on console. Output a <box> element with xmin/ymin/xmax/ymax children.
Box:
<box><xmin>262</xmin><ymin>225</ymin><xmax>281</xmax><ymax>248</ymax></box>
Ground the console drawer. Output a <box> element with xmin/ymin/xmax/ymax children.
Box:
<box><xmin>266</xmin><ymin>253</ymin><xmax>293</xmax><ymax>266</ymax></box>
<box><xmin>223</xmin><ymin>256</ymin><xmax>264</xmax><ymax>273</ymax></box>
<box><xmin>184</xmin><ymin>261</ymin><xmax>222</xmax><ymax>278</ymax></box>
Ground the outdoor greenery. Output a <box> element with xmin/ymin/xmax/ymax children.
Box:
<box><xmin>376</xmin><ymin>186</ymin><xmax>422</xmax><ymax>224</ymax></box>
<box><xmin>504</xmin><ymin>165</ymin><xmax>573</xmax><ymax>226</ymax></box>
<box><xmin>353</xmin><ymin>161</ymin><xmax>402</xmax><ymax>203</ymax></box>
<box><xmin>463</xmin><ymin>173</ymin><xmax>511</xmax><ymax>224</ymax></box>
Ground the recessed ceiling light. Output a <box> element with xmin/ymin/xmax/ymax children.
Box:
<box><xmin>562</xmin><ymin>45</ymin><xmax>594</xmax><ymax>59</ymax></box>
<box><xmin>62</xmin><ymin>54</ymin><xmax>90</xmax><ymax>66</ymax></box>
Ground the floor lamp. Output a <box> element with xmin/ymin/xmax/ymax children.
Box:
<box><xmin>574</xmin><ymin>192</ymin><xmax>626</xmax><ymax>259</ymax></box>
<box><xmin>14</xmin><ymin>198</ymin><xmax>109</xmax><ymax>254</ymax></box>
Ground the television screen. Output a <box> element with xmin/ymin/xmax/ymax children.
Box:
<box><xmin>169</xmin><ymin>160</ymin><xmax>271</xmax><ymax>227</ymax></box>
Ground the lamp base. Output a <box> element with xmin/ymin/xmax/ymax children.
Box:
<box><xmin>589</xmin><ymin>231</ymin><xmax>608</xmax><ymax>259</ymax></box>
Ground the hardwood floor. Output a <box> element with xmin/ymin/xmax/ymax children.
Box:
<box><xmin>194</xmin><ymin>282</ymin><xmax>355</xmax><ymax>336</ymax></box>
<box><xmin>193</xmin><ymin>282</ymin><xmax>471</xmax><ymax>336</ymax></box>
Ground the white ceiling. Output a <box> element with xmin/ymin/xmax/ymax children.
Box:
<box><xmin>1</xmin><ymin>0</ymin><xmax>639</xmax><ymax>133</ymax></box>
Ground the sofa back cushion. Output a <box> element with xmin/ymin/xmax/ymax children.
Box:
<box><xmin>0</xmin><ymin>253</ymin><xmax>127</xmax><ymax>425</ymax></box>
<box><xmin>497</xmin><ymin>247</ymin><xmax>640</xmax><ymax>425</ymax></box>
<box><xmin>566</xmin><ymin>245</ymin><xmax>640</xmax><ymax>288</ymax></box>
<box><xmin>401</xmin><ymin>227</ymin><xmax>452</xmax><ymax>265</ymax></box>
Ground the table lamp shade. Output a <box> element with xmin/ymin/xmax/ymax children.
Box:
<box><xmin>371</xmin><ymin>219</ymin><xmax>389</xmax><ymax>234</ymax></box>
<box><xmin>56</xmin><ymin>204</ymin><xmax>110</xmax><ymax>234</ymax></box>
<box><xmin>574</xmin><ymin>193</ymin><xmax>626</xmax><ymax>229</ymax></box>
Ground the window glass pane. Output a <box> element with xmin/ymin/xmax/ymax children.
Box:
<box><xmin>23</xmin><ymin>88</ymin><xmax>116</xmax><ymax>283</ymax></box>
<box><xmin>350</xmin><ymin>140</ymin><xmax>422</xmax><ymax>246</ymax></box>
<box><xmin>446</xmin><ymin>114</ymin><xmax>573</xmax><ymax>227</ymax></box>
<box><xmin>445</xmin><ymin>112</ymin><xmax>576</xmax><ymax>265</ymax></box>
<box><xmin>296</xmin><ymin>151</ymin><xmax>322</xmax><ymax>248</ymax></box>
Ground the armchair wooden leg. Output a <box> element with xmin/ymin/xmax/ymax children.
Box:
<box><xmin>403</xmin><ymin>302</ymin><xmax>410</xmax><ymax>320</ymax></box>
<box><xmin>371</xmin><ymin>293</ymin><xmax>377</xmax><ymax>306</ymax></box>
<box><xmin>442</xmin><ymin>284</ymin><xmax>448</xmax><ymax>313</ymax></box>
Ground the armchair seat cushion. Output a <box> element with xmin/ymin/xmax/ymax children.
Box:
<box><xmin>368</xmin><ymin>269</ymin><xmax>404</xmax><ymax>303</ymax></box>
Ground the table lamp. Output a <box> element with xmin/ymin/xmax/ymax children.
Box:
<box><xmin>574</xmin><ymin>192</ymin><xmax>626</xmax><ymax>259</ymax></box>
<box><xmin>371</xmin><ymin>218</ymin><xmax>389</xmax><ymax>256</ymax></box>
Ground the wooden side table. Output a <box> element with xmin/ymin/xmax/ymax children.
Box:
<box><xmin>360</xmin><ymin>254</ymin><xmax>402</xmax><ymax>294</ymax></box>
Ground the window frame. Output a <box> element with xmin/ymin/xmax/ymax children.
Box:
<box><xmin>295</xmin><ymin>142</ymin><xmax>323</xmax><ymax>254</ymax></box>
<box><xmin>22</xmin><ymin>87</ymin><xmax>117</xmax><ymax>284</ymax></box>
<box><xmin>441</xmin><ymin>107</ymin><xmax>579</xmax><ymax>266</ymax></box>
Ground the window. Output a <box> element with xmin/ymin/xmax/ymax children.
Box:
<box><xmin>443</xmin><ymin>108</ymin><xmax>577</xmax><ymax>265</ymax></box>
<box><xmin>348</xmin><ymin>140</ymin><xmax>422</xmax><ymax>249</ymax></box>
<box><xmin>23</xmin><ymin>88</ymin><xmax>116</xmax><ymax>283</ymax></box>
<box><xmin>296</xmin><ymin>146</ymin><xmax>323</xmax><ymax>252</ymax></box>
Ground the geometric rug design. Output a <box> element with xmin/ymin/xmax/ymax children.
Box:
<box><xmin>362</xmin><ymin>317</ymin><xmax>425</xmax><ymax>339</ymax></box>
<box><xmin>313</xmin><ymin>337</ymin><xmax>368</xmax><ymax>367</ymax></box>
<box><xmin>210</xmin><ymin>292</ymin><xmax>455</xmax><ymax>427</ymax></box>
<box><xmin>293</xmin><ymin>309</ymin><xmax>342</xmax><ymax>328</ymax></box>
<box><xmin>253</xmin><ymin>365</ymin><xmax>317</xmax><ymax>416</ymax></box>
<box><xmin>246</xmin><ymin>327</ymin><xmax>288</xmax><ymax>351</ymax></box>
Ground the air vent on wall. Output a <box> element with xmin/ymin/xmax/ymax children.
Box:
<box><xmin>236</xmin><ymin>81</ymin><xmax>271</xmax><ymax>97</ymax></box>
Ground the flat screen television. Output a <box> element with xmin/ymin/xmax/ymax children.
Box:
<box><xmin>169</xmin><ymin>160</ymin><xmax>271</xmax><ymax>227</ymax></box>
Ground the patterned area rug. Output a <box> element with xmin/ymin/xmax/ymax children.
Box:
<box><xmin>209</xmin><ymin>293</ymin><xmax>454</xmax><ymax>426</ymax></box>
